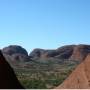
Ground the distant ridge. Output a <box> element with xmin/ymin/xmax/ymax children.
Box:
<box><xmin>1</xmin><ymin>44</ymin><xmax>90</xmax><ymax>62</ymax></box>
<box><xmin>29</xmin><ymin>44</ymin><xmax>90</xmax><ymax>61</ymax></box>
<box><xmin>1</xmin><ymin>44</ymin><xmax>90</xmax><ymax>89</ymax></box>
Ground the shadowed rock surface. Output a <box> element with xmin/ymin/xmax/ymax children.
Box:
<box><xmin>56</xmin><ymin>54</ymin><xmax>90</xmax><ymax>89</ymax></box>
<box><xmin>2</xmin><ymin>44</ymin><xmax>90</xmax><ymax>62</ymax></box>
<box><xmin>2</xmin><ymin>45</ymin><xmax>28</xmax><ymax>55</ymax></box>
<box><xmin>29</xmin><ymin>45</ymin><xmax>75</xmax><ymax>59</ymax></box>
<box><xmin>29</xmin><ymin>48</ymin><xmax>46</xmax><ymax>59</ymax></box>
<box><xmin>0</xmin><ymin>50</ymin><xmax>24</xmax><ymax>89</ymax></box>
<box><xmin>29</xmin><ymin>44</ymin><xmax>90</xmax><ymax>61</ymax></box>
<box><xmin>56</xmin><ymin>45</ymin><xmax>75</xmax><ymax>59</ymax></box>
<box><xmin>2</xmin><ymin>45</ymin><xmax>30</xmax><ymax>62</ymax></box>
<box><xmin>70</xmin><ymin>44</ymin><xmax>90</xmax><ymax>61</ymax></box>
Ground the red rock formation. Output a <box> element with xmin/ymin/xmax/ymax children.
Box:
<box><xmin>70</xmin><ymin>44</ymin><xmax>90</xmax><ymax>61</ymax></box>
<box><xmin>2</xmin><ymin>45</ymin><xmax>30</xmax><ymax>62</ymax></box>
<box><xmin>56</xmin><ymin>54</ymin><xmax>90</xmax><ymax>89</ymax></box>
<box><xmin>0</xmin><ymin>50</ymin><xmax>24</xmax><ymax>89</ymax></box>
<box><xmin>2</xmin><ymin>44</ymin><xmax>90</xmax><ymax>62</ymax></box>
<box><xmin>29</xmin><ymin>45</ymin><xmax>90</xmax><ymax>61</ymax></box>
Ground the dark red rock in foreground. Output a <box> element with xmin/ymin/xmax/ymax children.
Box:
<box><xmin>0</xmin><ymin>50</ymin><xmax>24</xmax><ymax>89</ymax></box>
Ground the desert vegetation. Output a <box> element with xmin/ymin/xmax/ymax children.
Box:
<box><xmin>14</xmin><ymin>59</ymin><xmax>79</xmax><ymax>89</ymax></box>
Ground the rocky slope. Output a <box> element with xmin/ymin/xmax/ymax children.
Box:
<box><xmin>0</xmin><ymin>50</ymin><xmax>23</xmax><ymax>89</ymax></box>
<box><xmin>1</xmin><ymin>44</ymin><xmax>90</xmax><ymax>89</ymax></box>
<box><xmin>56</xmin><ymin>54</ymin><xmax>90</xmax><ymax>89</ymax></box>
<box><xmin>2</xmin><ymin>45</ymin><xmax>30</xmax><ymax>62</ymax></box>
<box><xmin>2</xmin><ymin>45</ymin><xmax>28</xmax><ymax>55</ymax></box>
<box><xmin>2</xmin><ymin>44</ymin><xmax>90</xmax><ymax>62</ymax></box>
<box><xmin>30</xmin><ymin>44</ymin><xmax>90</xmax><ymax>61</ymax></box>
<box><xmin>29</xmin><ymin>45</ymin><xmax>75</xmax><ymax>59</ymax></box>
<box><xmin>1</xmin><ymin>44</ymin><xmax>90</xmax><ymax>67</ymax></box>
<box><xmin>70</xmin><ymin>44</ymin><xmax>90</xmax><ymax>61</ymax></box>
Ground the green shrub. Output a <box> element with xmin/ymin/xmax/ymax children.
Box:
<box><xmin>20</xmin><ymin>79</ymin><xmax>47</xmax><ymax>89</ymax></box>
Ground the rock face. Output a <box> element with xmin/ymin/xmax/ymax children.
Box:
<box><xmin>56</xmin><ymin>45</ymin><xmax>75</xmax><ymax>59</ymax></box>
<box><xmin>2</xmin><ymin>45</ymin><xmax>30</xmax><ymax>62</ymax></box>
<box><xmin>70</xmin><ymin>44</ymin><xmax>90</xmax><ymax>61</ymax></box>
<box><xmin>2</xmin><ymin>44</ymin><xmax>90</xmax><ymax>62</ymax></box>
<box><xmin>11</xmin><ymin>53</ymin><xmax>30</xmax><ymax>62</ymax></box>
<box><xmin>29</xmin><ymin>45</ymin><xmax>75</xmax><ymax>59</ymax></box>
<box><xmin>0</xmin><ymin>50</ymin><xmax>24</xmax><ymax>89</ymax></box>
<box><xmin>56</xmin><ymin>54</ymin><xmax>90</xmax><ymax>89</ymax></box>
<box><xmin>2</xmin><ymin>45</ymin><xmax>28</xmax><ymax>55</ymax></box>
<box><xmin>29</xmin><ymin>48</ymin><xmax>46</xmax><ymax>58</ymax></box>
<box><xmin>29</xmin><ymin>44</ymin><xmax>90</xmax><ymax>61</ymax></box>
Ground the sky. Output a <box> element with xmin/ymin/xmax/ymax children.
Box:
<box><xmin>0</xmin><ymin>0</ymin><xmax>90</xmax><ymax>52</ymax></box>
